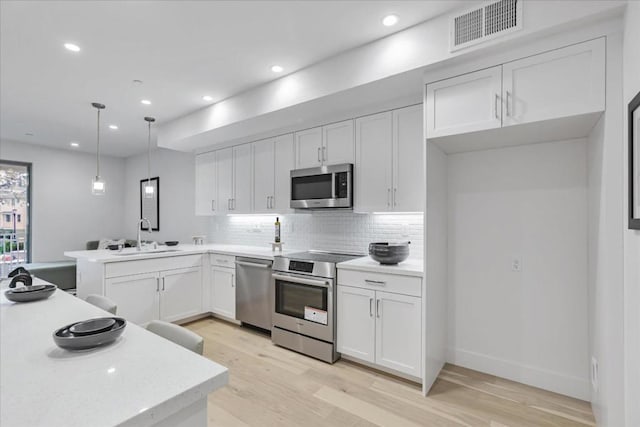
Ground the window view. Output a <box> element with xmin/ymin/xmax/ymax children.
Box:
<box><xmin>0</xmin><ymin>161</ymin><xmax>30</xmax><ymax>271</ymax></box>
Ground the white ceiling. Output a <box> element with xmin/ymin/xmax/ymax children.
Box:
<box><xmin>0</xmin><ymin>0</ymin><xmax>462</xmax><ymax>157</ymax></box>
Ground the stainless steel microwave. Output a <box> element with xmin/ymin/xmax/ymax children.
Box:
<box><xmin>290</xmin><ymin>163</ymin><xmax>353</xmax><ymax>209</ymax></box>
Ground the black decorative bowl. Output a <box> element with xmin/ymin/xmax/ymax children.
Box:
<box><xmin>368</xmin><ymin>242</ymin><xmax>411</xmax><ymax>265</ymax></box>
<box><xmin>53</xmin><ymin>317</ymin><xmax>126</xmax><ymax>350</ymax></box>
<box><xmin>165</xmin><ymin>241</ymin><xmax>179</xmax><ymax>246</ymax></box>
<box><xmin>5</xmin><ymin>284</ymin><xmax>57</xmax><ymax>303</ymax></box>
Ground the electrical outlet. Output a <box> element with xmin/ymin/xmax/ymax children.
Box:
<box><xmin>511</xmin><ymin>257</ymin><xmax>522</xmax><ymax>272</ymax></box>
<box><xmin>402</xmin><ymin>223</ymin><xmax>410</xmax><ymax>237</ymax></box>
<box><xmin>591</xmin><ymin>357</ymin><xmax>599</xmax><ymax>391</ymax></box>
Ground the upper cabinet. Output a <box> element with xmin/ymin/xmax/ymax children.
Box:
<box><xmin>253</xmin><ymin>133</ymin><xmax>294</xmax><ymax>213</ymax></box>
<box><xmin>426</xmin><ymin>38</ymin><xmax>605</xmax><ymax>148</ymax></box>
<box><xmin>355</xmin><ymin>105</ymin><xmax>423</xmax><ymax>213</ymax></box>
<box><xmin>216</xmin><ymin>147</ymin><xmax>234</xmax><ymax>214</ymax></box>
<box><xmin>216</xmin><ymin>145</ymin><xmax>252</xmax><ymax>214</ymax></box>
<box><xmin>195</xmin><ymin>151</ymin><xmax>217</xmax><ymax>216</ymax></box>
<box><xmin>295</xmin><ymin>120</ymin><xmax>354</xmax><ymax>169</ymax></box>
<box><xmin>426</xmin><ymin>66</ymin><xmax>502</xmax><ymax>139</ymax></box>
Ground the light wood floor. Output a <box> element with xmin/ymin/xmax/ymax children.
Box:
<box><xmin>186</xmin><ymin>318</ymin><xmax>595</xmax><ymax>427</ymax></box>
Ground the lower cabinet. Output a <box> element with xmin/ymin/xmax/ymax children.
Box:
<box><xmin>210</xmin><ymin>266</ymin><xmax>236</xmax><ymax>319</ymax></box>
<box><xmin>105</xmin><ymin>266</ymin><xmax>202</xmax><ymax>325</ymax></box>
<box><xmin>337</xmin><ymin>282</ymin><xmax>422</xmax><ymax>378</ymax></box>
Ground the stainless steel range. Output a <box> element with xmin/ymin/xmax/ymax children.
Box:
<box><xmin>271</xmin><ymin>251</ymin><xmax>361</xmax><ymax>363</ymax></box>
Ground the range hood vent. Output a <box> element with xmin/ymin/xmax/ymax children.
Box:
<box><xmin>450</xmin><ymin>0</ymin><xmax>522</xmax><ymax>52</ymax></box>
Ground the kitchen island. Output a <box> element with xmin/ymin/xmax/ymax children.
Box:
<box><xmin>0</xmin><ymin>279</ymin><xmax>228</xmax><ymax>427</ymax></box>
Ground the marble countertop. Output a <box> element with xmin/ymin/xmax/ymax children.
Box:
<box><xmin>65</xmin><ymin>243</ymin><xmax>299</xmax><ymax>263</ymax></box>
<box><xmin>336</xmin><ymin>256</ymin><xmax>424</xmax><ymax>277</ymax></box>
<box><xmin>0</xmin><ymin>279</ymin><xmax>228</xmax><ymax>427</ymax></box>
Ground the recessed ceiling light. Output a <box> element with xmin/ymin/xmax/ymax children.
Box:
<box><xmin>70</xmin><ymin>142</ymin><xmax>79</xmax><ymax>148</ymax></box>
<box><xmin>141</xmin><ymin>99</ymin><xmax>151</xmax><ymax>105</ymax></box>
<box><xmin>132</xmin><ymin>79</ymin><xmax>143</xmax><ymax>85</ymax></box>
<box><xmin>109</xmin><ymin>124</ymin><xmax>118</xmax><ymax>130</ymax></box>
<box><xmin>64</xmin><ymin>43</ymin><xmax>81</xmax><ymax>52</ymax></box>
<box><xmin>25</xmin><ymin>132</ymin><xmax>34</xmax><ymax>136</ymax></box>
<box><xmin>382</xmin><ymin>14</ymin><xmax>399</xmax><ymax>26</ymax></box>
<box><xmin>271</xmin><ymin>65</ymin><xmax>284</xmax><ymax>73</ymax></box>
<box><xmin>202</xmin><ymin>95</ymin><xmax>213</xmax><ymax>102</ymax></box>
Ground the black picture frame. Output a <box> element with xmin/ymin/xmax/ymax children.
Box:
<box><xmin>630</xmin><ymin>91</ymin><xmax>640</xmax><ymax>230</ymax></box>
<box><xmin>140</xmin><ymin>177</ymin><xmax>159</xmax><ymax>231</ymax></box>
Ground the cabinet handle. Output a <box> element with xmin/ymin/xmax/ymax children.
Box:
<box><xmin>494</xmin><ymin>93</ymin><xmax>500</xmax><ymax>120</ymax></box>
<box><xmin>317</xmin><ymin>147</ymin><xmax>321</xmax><ymax>163</ymax></box>
<box><xmin>267</xmin><ymin>195</ymin><xmax>270</xmax><ymax>209</ymax></box>
<box><xmin>156</xmin><ymin>277</ymin><xmax>160</xmax><ymax>292</ymax></box>
<box><xmin>228</xmin><ymin>199</ymin><xmax>231</xmax><ymax>210</ymax></box>
<box><xmin>233</xmin><ymin>198</ymin><xmax>236</xmax><ymax>210</ymax></box>
<box><xmin>211</xmin><ymin>200</ymin><xmax>215</xmax><ymax>211</ymax></box>
<box><xmin>369</xmin><ymin>298</ymin><xmax>373</xmax><ymax>317</ymax></box>
<box><xmin>270</xmin><ymin>196</ymin><xmax>274</xmax><ymax>209</ymax></box>
<box><xmin>387</xmin><ymin>188</ymin><xmax>391</xmax><ymax>207</ymax></box>
<box><xmin>505</xmin><ymin>90</ymin><xmax>511</xmax><ymax>117</ymax></box>
<box><xmin>162</xmin><ymin>277</ymin><xmax>165</xmax><ymax>291</ymax></box>
<box><xmin>376</xmin><ymin>299</ymin><xmax>381</xmax><ymax>318</ymax></box>
<box><xmin>231</xmin><ymin>274</ymin><xmax>235</xmax><ymax>287</ymax></box>
<box><xmin>365</xmin><ymin>279</ymin><xmax>386</xmax><ymax>286</ymax></box>
<box><xmin>394</xmin><ymin>188</ymin><xmax>397</xmax><ymax>207</ymax></box>
<box><xmin>322</xmin><ymin>146</ymin><xmax>326</xmax><ymax>161</ymax></box>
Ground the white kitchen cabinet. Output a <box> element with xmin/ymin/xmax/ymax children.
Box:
<box><xmin>426</xmin><ymin>66</ymin><xmax>502</xmax><ymax>138</ymax></box>
<box><xmin>502</xmin><ymin>38</ymin><xmax>605</xmax><ymax>127</ymax></box>
<box><xmin>295</xmin><ymin>127</ymin><xmax>323</xmax><ymax>169</ymax></box>
<box><xmin>393</xmin><ymin>105</ymin><xmax>424</xmax><ymax>212</ymax></box>
<box><xmin>216</xmin><ymin>147</ymin><xmax>234</xmax><ymax>214</ymax></box>
<box><xmin>106</xmin><ymin>272</ymin><xmax>159</xmax><ymax>325</ymax></box>
<box><xmin>252</xmin><ymin>133</ymin><xmax>294</xmax><ymax>213</ymax></box>
<box><xmin>337</xmin><ymin>285</ymin><xmax>376</xmax><ymax>363</ymax></box>
<box><xmin>195</xmin><ymin>151</ymin><xmax>217</xmax><ymax>216</ymax></box>
<box><xmin>295</xmin><ymin>120</ymin><xmax>354</xmax><ymax>169</ymax></box>
<box><xmin>211</xmin><ymin>266</ymin><xmax>235</xmax><ymax>319</ymax></box>
<box><xmin>355</xmin><ymin>111</ymin><xmax>393</xmax><ymax>212</ymax></box>
<box><xmin>375</xmin><ymin>291</ymin><xmax>422</xmax><ymax>377</ymax></box>
<box><xmin>337</xmin><ymin>270</ymin><xmax>422</xmax><ymax>378</ymax></box>
<box><xmin>233</xmin><ymin>144</ymin><xmax>252</xmax><ymax>213</ymax></box>
<box><xmin>159</xmin><ymin>267</ymin><xmax>202</xmax><ymax>323</ymax></box>
<box><xmin>355</xmin><ymin>106</ymin><xmax>423</xmax><ymax>212</ymax></box>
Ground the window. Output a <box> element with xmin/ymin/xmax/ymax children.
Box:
<box><xmin>4</xmin><ymin>214</ymin><xmax>9</xmax><ymax>222</ymax></box>
<box><xmin>17</xmin><ymin>214</ymin><xmax>21</xmax><ymax>222</ymax></box>
<box><xmin>0</xmin><ymin>161</ymin><xmax>31</xmax><ymax>267</ymax></box>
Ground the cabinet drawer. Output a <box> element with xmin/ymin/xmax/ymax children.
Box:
<box><xmin>105</xmin><ymin>254</ymin><xmax>203</xmax><ymax>278</ymax></box>
<box><xmin>338</xmin><ymin>269</ymin><xmax>421</xmax><ymax>297</ymax></box>
<box><xmin>210</xmin><ymin>253</ymin><xmax>236</xmax><ymax>268</ymax></box>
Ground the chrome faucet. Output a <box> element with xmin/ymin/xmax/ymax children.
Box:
<box><xmin>137</xmin><ymin>218</ymin><xmax>152</xmax><ymax>251</ymax></box>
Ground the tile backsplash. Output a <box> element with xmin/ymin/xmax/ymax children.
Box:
<box><xmin>207</xmin><ymin>212</ymin><xmax>423</xmax><ymax>258</ymax></box>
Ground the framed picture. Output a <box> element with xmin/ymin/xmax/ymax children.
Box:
<box><xmin>140</xmin><ymin>177</ymin><xmax>159</xmax><ymax>231</ymax></box>
<box><xmin>630</xmin><ymin>91</ymin><xmax>640</xmax><ymax>230</ymax></box>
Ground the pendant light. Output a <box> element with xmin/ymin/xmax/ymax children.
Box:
<box><xmin>143</xmin><ymin>116</ymin><xmax>156</xmax><ymax>198</ymax></box>
<box><xmin>91</xmin><ymin>102</ymin><xmax>106</xmax><ymax>195</ymax></box>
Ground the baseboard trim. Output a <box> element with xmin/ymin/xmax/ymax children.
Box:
<box><xmin>447</xmin><ymin>348</ymin><xmax>590</xmax><ymax>401</ymax></box>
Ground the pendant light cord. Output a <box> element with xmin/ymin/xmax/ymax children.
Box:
<box><xmin>96</xmin><ymin>108</ymin><xmax>101</xmax><ymax>177</ymax></box>
<box><xmin>147</xmin><ymin>120</ymin><xmax>151</xmax><ymax>184</ymax></box>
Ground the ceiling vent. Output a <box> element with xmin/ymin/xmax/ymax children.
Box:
<box><xmin>450</xmin><ymin>0</ymin><xmax>523</xmax><ymax>52</ymax></box>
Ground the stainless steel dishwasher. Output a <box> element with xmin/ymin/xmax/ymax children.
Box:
<box><xmin>235</xmin><ymin>257</ymin><xmax>273</xmax><ymax>331</ymax></box>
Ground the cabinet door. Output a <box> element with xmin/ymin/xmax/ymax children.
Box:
<box><xmin>502</xmin><ymin>38</ymin><xmax>605</xmax><ymax>127</ymax></box>
<box><xmin>159</xmin><ymin>267</ymin><xmax>203</xmax><ymax>322</ymax></box>
<box><xmin>426</xmin><ymin>66</ymin><xmax>502</xmax><ymax>138</ymax></box>
<box><xmin>253</xmin><ymin>139</ymin><xmax>275</xmax><ymax>213</ymax></box>
<box><xmin>211</xmin><ymin>266</ymin><xmax>235</xmax><ymax>319</ymax></box>
<box><xmin>294</xmin><ymin>127</ymin><xmax>322</xmax><ymax>169</ymax></box>
<box><xmin>233</xmin><ymin>144</ymin><xmax>252</xmax><ymax>213</ymax></box>
<box><xmin>216</xmin><ymin>147</ymin><xmax>234</xmax><ymax>214</ymax></box>
<box><xmin>337</xmin><ymin>285</ymin><xmax>376</xmax><ymax>363</ymax></box>
<box><xmin>105</xmin><ymin>272</ymin><xmax>159</xmax><ymax>325</ymax></box>
<box><xmin>354</xmin><ymin>111</ymin><xmax>393</xmax><ymax>212</ymax></box>
<box><xmin>195</xmin><ymin>151</ymin><xmax>217</xmax><ymax>216</ymax></box>
<box><xmin>322</xmin><ymin>120</ymin><xmax>354</xmax><ymax>166</ymax></box>
<box><xmin>375</xmin><ymin>291</ymin><xmax>421</xmax><ymax>377</ymax></box>
<box><xmin>393</xmin><ymin>105</ymin><xmax>424</xmax><ymax>212</ymax></box>
<box><xmin>273</xmin><ymin>133</ymin><xmax>294</xmax><ymax>212</ymax></box>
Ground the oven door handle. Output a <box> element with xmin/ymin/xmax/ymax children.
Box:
<box><xmin>272</xmin><ymin>273</ymin><xmax>330</xmax><ymax>288</ymax></box>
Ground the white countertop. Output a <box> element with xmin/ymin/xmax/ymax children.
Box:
<box><xmin>65</xmin><ymin>243</ymin><xmax>298</xmax><ymax>263</ymax></box>
<box><xmin>0</xmin><ymin>279</ymin><xmax>228</xmax><ymax>427</ymax></box>
<box><xmin>336</xmin><ymin>256</ymin><xmax>424</xmax><ymax>277</ymax></box>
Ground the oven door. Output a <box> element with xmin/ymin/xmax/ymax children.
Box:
<box><xmin>272</xmin><ymin>272</ymin><xmax>334</xmax><ymax>343</ymax></box>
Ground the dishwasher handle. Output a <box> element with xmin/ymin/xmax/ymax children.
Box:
<box><xmin>235</xmin><ymin>261</ymin><xmax>272</xmax><ymax>269</ymax></box>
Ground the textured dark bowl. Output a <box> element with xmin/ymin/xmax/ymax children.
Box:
<box><xmin>368</xmin><ymin>242</ymin><xmax>411</xmax><ymax>265</ymax></box>
<box><xmin>69</xmin><ymin>318</ymin><xmax>117</xmax><ymax>336</ymax></box>
<box><xmin>5</xmin><ymin>284</ymin><xmax>57</xmax><ymax>303</ymax></box>
<box><xmin>53</xmin><ymin>317</ymin><xmax>126</xmax><ymax>350</ymax></box>
<box><xmin>164</xmin><ymin>241</ymin><xmax>179</xmax><ymax>246</ymax></box>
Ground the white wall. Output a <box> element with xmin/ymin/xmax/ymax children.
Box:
<box><xmin>447</xmin><ymin>139</ymin><xmax>590</xmax><ymax>400</ymax></box>
<box><xmin>587</xmin><ymin>33</ymin><xmax>626</xmax><ymax>427</ymax></box>
<box><xmin>207</xmin><ymin>212</ymin><xmax>424</xmax><ymax>258</ymax></box>
<box><xmin>623</xmin><ymin>2</ymin><xmax>640</xmax><ymax>426</ymax></box>
<box><xmin>123</xmin><ymin>148</ymin><xmax>208</xmax><ymax>244</ymax></box>
<box><xmin>0</xmin><ymin>139</ymin><xmax>125</xmax><ymax>261</ymax></box>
